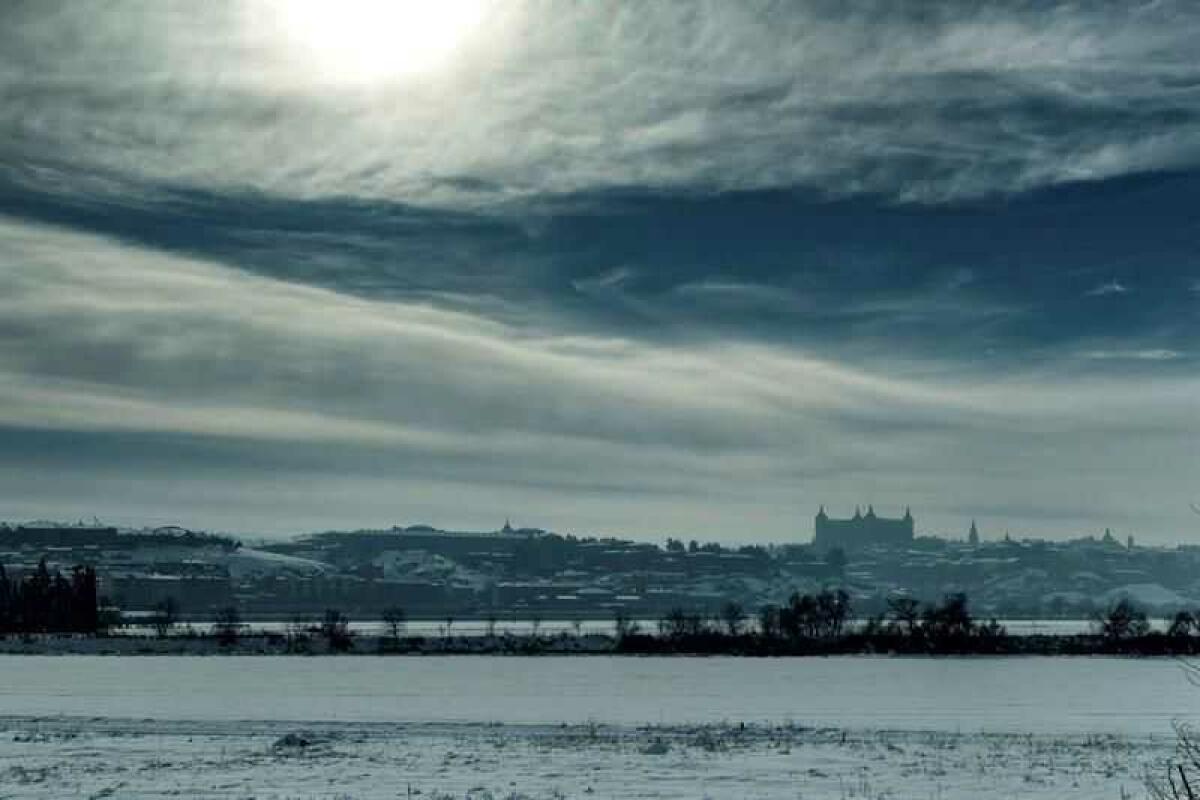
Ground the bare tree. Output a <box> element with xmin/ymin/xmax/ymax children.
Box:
<box><xmin>817</xmin><ymin>589</ymin><xmax>851</xmax><ymax>638</ymax></box>
<box><xmin>212</xmin><ymin>606</ymin><xmax>241</xmax><ymax>646</ymax></box>
<box><xmin>1151</xmin><ymin>507</ymin><xmax>1200</xmax><ymax>797</ymax></box>
<box><xmin>321</xmin><ymin>608</ymin><xmax>353</xmax><ymax>652</ymax></box>
<box><xmin>660</xmin><ymin>607</ymin><xmax>705</xmax><ymax>638</ymax></box>
<box><xmin>886</xmin><ymin>596</ymin><xmax>921</xmax><ymax>637</ymax></box>
<box><xmin>922</xmin><ymin>592</ymin><xmax>974</xmax><ymax>646</ymax></box>
<box><xmin>614</xmin><ymin>609</ymin><xmax>637</xmax><ymax>640</ymax></box>
<box><xmin>381</xmin><ymin>606</ymin><xmax>407</xmax><ymax>640</ymax></box>
<box><xmin>1149</xmin><ymin>721</ymin><xmax>1200</xmax><ymax>799</ymax></box>
<box><xmin>1096</xmin><ymin>597</ymin><xmax>1150</xmax><ymax>643</ymax></box>
<box><xmin>1147</xmin><ymin>543</ymin><xmax>1200</xmax><ymax>799</ymax></box>
<box><xmin>286</xmin><ymin>615</ymin><xmax>312</xmax><ymax>653</ymax></box>
<box><xmin>719</xmin><ymin>601</ymin><xmax>746</xmax><ymax>636</ymax></box>
<box><xmin>1169</xmin><ymin>611</ymin><xmax>1198</xmax><ymax>640</ymax></box>
<box><xmin>152</xmin><ymin>596</ymin><xmax>179</xmax><ymax>638</ymax></box>
<box><xmin>757</xmin><ymin>604</ymin><xmax>781</xmax><ymax>641</ymax></box>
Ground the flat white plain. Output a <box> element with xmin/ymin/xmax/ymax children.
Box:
<box><xmin>0</xmin><ymin>655</ymin><xmax>1192</xmax><ymax>798</ymax></box>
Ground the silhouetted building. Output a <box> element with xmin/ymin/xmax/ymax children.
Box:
<box><xmin>813</xmin><ymin>505</ymin><xmax>914</xmax><ymax>549</ymax></box>
<box><xmin>0</xmin><ymin>525</ymin><xmax>121</xmax><ymax>547</ymax></box>
<box><xmin>968</xmin><ymin>519</ymin><xmax>980</xmax><ymax>545</ymax></box>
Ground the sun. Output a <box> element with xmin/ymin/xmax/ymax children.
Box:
<box><xmin>273</xmin><ymin>0</ymin><xmax>486</xmax><ymax>83</ymax></box>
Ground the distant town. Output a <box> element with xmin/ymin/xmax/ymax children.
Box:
<box><xmin>1</xmin><ymin>505</ymin><xmax>1195</xmax><ymax>624</ymax></box>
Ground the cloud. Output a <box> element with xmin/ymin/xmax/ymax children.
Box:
<box><xmin>571</xmin><ymin>266</ymin><xmax>637</xmax><ymax>294</ymax></box>
<box><xmin>1086</xmin><ymin>280</ymin><xmax>1130</xmax><ymax>296</ymax></box>
<box><xmin>1082</xmin><ymin>348</ymin><xmax>1183</xmax><ymax>361</ymax></box>
<box><xmin>0</xmin><ymin>215</ymin><xmax>1197</xmax><ymax>540</ymax></box>
<box><xmin>2</xmin><ymin>2</ymin><xmax>1200</xmax><ymax>211</ymax></box>
<box><xmin>668</xmin><ymin>280</ymin><xmax>818</xmax><ymax>317</ymax></box>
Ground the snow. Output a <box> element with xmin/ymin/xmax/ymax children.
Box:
<box><xmin>0</xmin><ymin>654</ymin><xmax>1194</xmax><ymax>797</ymax></box>
<box><xmin>373</xmin><ymin>548</ymin><xmax>489</xmax><ymax>589</ymax></box>
<box><xmin>1104</xmin><ymin>582</ymin><xmax>1194</xmax><ymax>609</ymax></box>
<box><xmin>0</xmin><ymin>717</ymin><xmax>1171</xmax><ymax>799</ymax></box>
<box><xmin>222</xmin><ymin>546</ymin><xmax>333</xmax><ymax>578</ymax></box>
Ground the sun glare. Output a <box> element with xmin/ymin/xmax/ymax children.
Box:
<box><xmin>274</xmin><ymin>0</ymin><xmax>485</xmax><ymax>83</ymax></box>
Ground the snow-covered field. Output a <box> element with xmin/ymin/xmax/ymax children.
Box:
<box><xmin>0</xmin><ymin>717</ymin><xmax>1171</xmax><ymax>799</ymax></box>
<box><xmin>0</xmin><ymin>655</ymin><xmax>1194</xmax><ymax>798</ymax></box>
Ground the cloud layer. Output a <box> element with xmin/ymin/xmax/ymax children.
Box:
<box><xmin>0</xmin><ymin>216</ymin><xmax>1196</xmax><ymax>540</ymax></box>
<box><xmin>0</xmin><ymin>3</ymin><xmax>1198</xmax><ymax>541</ymax></box>
<box><xmin>3</xmin><ymin>2</ymin><xmax>1200</xmax><ymax>208</ymax></box>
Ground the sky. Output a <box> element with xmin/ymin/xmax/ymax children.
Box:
<box><xmin>0</xmin><ymin>1</ymin><xmax>1197</xmax><ymax>543</ymax></box>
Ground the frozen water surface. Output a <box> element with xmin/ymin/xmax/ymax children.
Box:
<box><xmin>1</xmin><ymin>655</ymin><xmax>1196</xmax><ymax>734</ymax></box>
<box><xmin>0</xmin><ymin>655</ymin><xmax>1193</xmax><ymax>798</ymax></box>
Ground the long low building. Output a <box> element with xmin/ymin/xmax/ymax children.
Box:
<box><xmin>813</xmin><ymin>506</ymin><xmax>914</xmax><ymax>550</ymax></box>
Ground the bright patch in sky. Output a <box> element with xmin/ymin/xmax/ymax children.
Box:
<box><xmin>272</xmin><ymin>0</ymin><xmax>485</xmax><ymax>82</ymax></box>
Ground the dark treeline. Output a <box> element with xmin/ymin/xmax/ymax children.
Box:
<box><xmin>6</xmin><ymin>577</ymin><xmax>1200</xmax><ymax>658</ymax></box>
<box><xmin>617</xmin><ymin>591</ymin><xmax>1200</xmax><ymax>656</ymax></box>
<box><xmin>0</xmin><ymin>560</ymin><xmax>98</xmax><ymax>634</ymax></box>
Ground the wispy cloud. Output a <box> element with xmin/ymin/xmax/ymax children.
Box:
<box><xmin>0</xmin><ymin>216</ymin><xmax>1196</xmax><ymax>539</ymax></box>
<box><xmin>1082</xmin><ymin>348</ymin><xmax>1183</xmax><ymax>361</ymax></box>
<box><xmin>670</xmin><ymin>280</ymin><xmax>816</xmax><ymax>314</ymax></box>
<box><xmin>571</xmin><ymin>267</ymin><xmax>636</xmax><ymax>294</ymax></box>
<box><xmin>1087</xmin><ymin>280</ymin><xmax>1130</xmax><ymax>297</ymax></box>
<box><xmin>2</xmin><ymin>3</ymin><xmax>1200</xmax><ymax>210</ymax></box>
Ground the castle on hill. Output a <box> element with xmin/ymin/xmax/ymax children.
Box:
<box><xmin>813</xmin><ymin>505</ymin><xmax>914</xmax><ymax>549</ymax></box>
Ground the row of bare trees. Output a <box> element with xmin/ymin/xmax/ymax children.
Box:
<box><xmin>614</xmin><ymin>590</ymin><xmax>1011</xmax><ymax>655</ymax></box>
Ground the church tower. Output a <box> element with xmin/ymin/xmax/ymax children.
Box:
<box><xmin>815</xmin><ymin>506</ymin><xmax>829</xmax><ymax>543</ymax></box>
<box><xmin>968</xmin><ymin>519</ymin><xmax>980</xmax><ymax>545</ymax></box>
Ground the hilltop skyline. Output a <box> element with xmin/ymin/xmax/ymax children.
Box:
<box><xmin>0</xmin><ymin>3</ymin><xmax>1198</xmax><ymax>542</ymax></box>
<box><xmin>0</xmin><ymin>508</ymin><xmax>1150</xmax><ymax>552</ymax></box>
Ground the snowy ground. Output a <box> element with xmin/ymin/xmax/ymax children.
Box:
<box><xmin>0</xmin><ymin>716</ymin><xmax>1171</xmax><ymax>799</ymax></box>
<box><xmin>1</xmin><ymin>656</ymin><xmax>1192</xmax><ymax>797</ymax></box>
